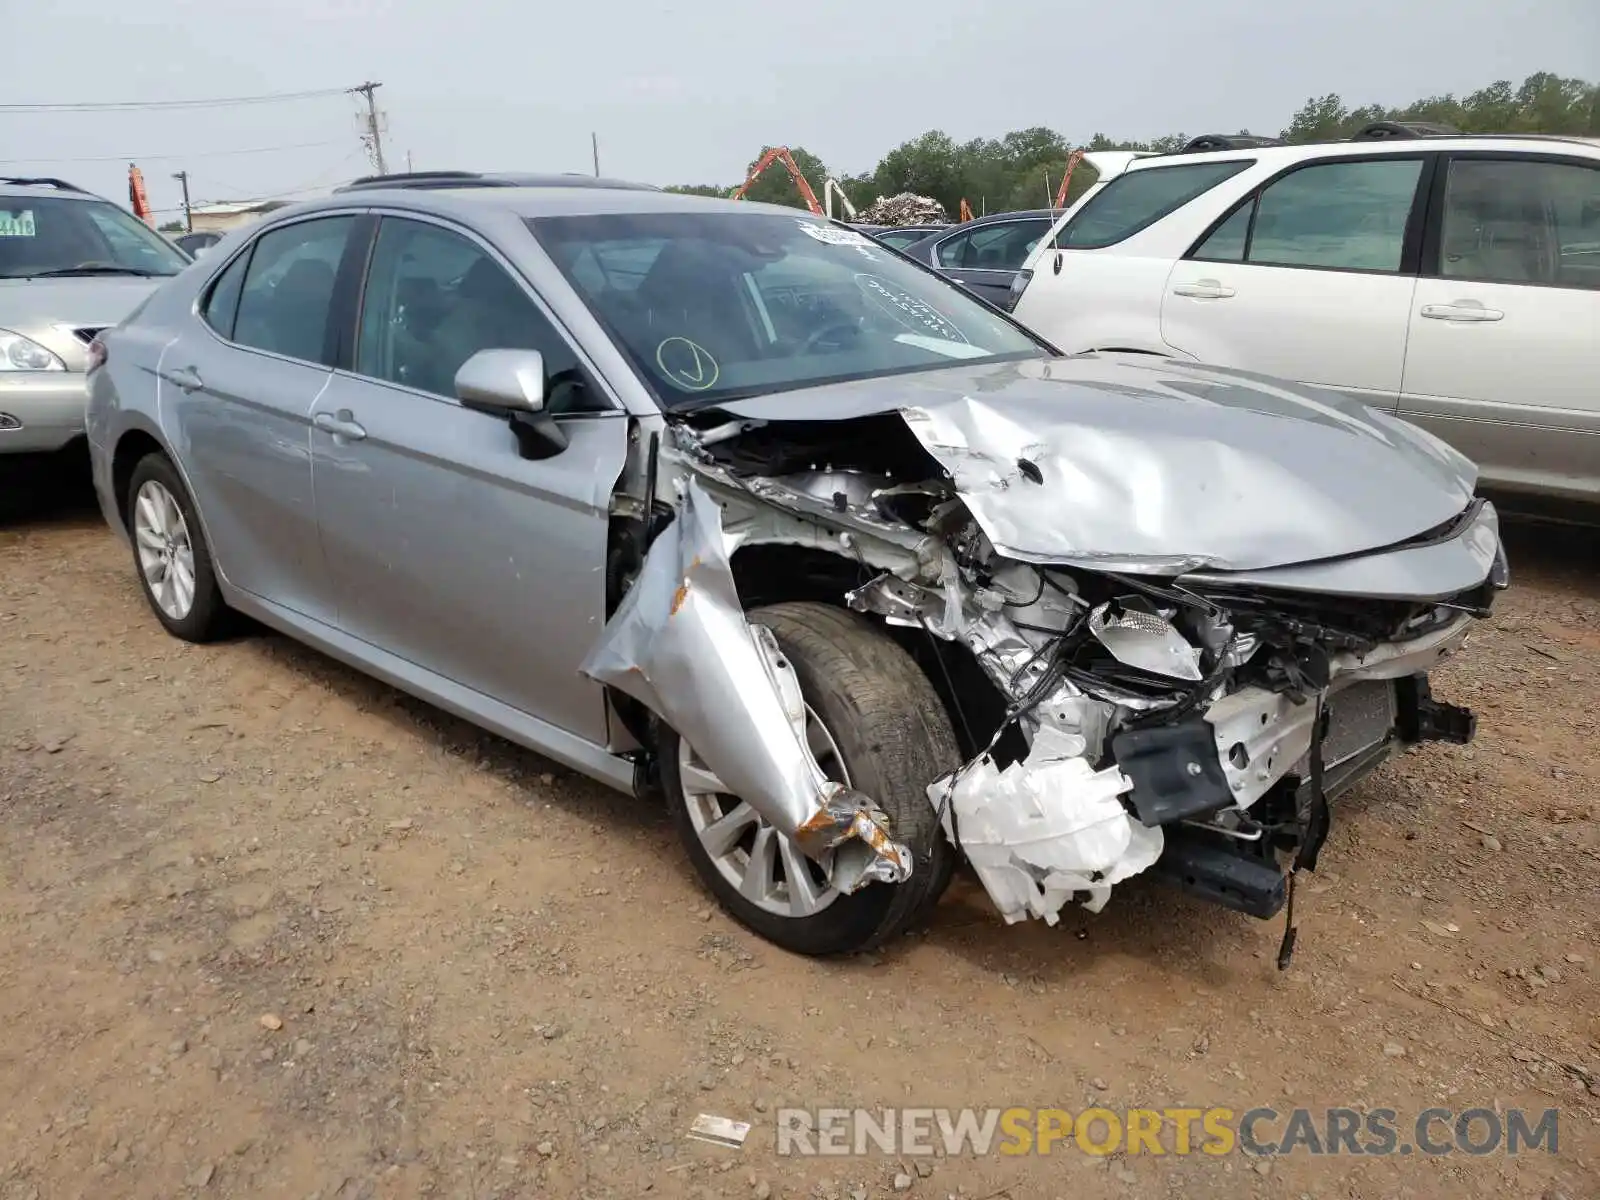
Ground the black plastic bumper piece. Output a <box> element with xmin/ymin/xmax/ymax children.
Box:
<box><xmin>1110</xmin><ymin>719</ymin><xmax>1235</xmax><ymax>828</ymax></box>
<box><xmin>1150</xmin><ymin>830</ymin><xmax>1288</xmax><ymax>920</ymax></box>
<box><xmin>1396</xmin><ymin>674</ymin><xmax>1477</xmax><ymax>745</ymax></box>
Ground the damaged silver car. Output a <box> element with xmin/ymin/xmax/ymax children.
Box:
<box><xmin>87</xmin><ymin>180</ymin><xmax>1507</xmax><ymax>960</ymax></box>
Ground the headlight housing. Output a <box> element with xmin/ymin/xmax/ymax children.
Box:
<box><xmin>0</xmin><ymin>330</ymin><xmax>66</xmax><ymax>372</ymax></box>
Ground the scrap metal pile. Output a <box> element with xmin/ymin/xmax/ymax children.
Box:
<box><xmin>854</xmin><ymin>193</ymin><xmax>949</xmax><ymax>226</ymax></box>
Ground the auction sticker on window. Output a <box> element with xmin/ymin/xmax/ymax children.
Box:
<box><xmin>797</xmin><ymin>221</ymin><xmax>872</xmax><ymax>247</ymax></box>
<box><xmin>0</xmin><ymin>210</ymin><xmax>37</xmax><ymax>238</ymax></box>
<box><xmin>855</xmin><ymin>274</ymin><xmax>970</xmax><ymax>344</ymax></box>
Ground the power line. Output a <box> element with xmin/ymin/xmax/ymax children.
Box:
<box><xmin>0</xmin><ymin>87</ymin><xmax>352</xmax><ymax>113</ymax></box>
<box><xmin>0</xmin><ymin>139</ymin><xmax>346</xmax><ymax>165</ymax></box>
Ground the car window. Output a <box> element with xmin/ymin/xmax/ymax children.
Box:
<box><xmin>0</xmin><ymin>196</ymin><xmax>189</xmax><ymax>279</ymax></box>
<box><xmin>231</xmin><ymin>216</ymin><xmax>354</xmax><ymax>365</ymax></box>
<box><xmin>532</xmin><ymin>211</ymin><xmax>1044</xmax><ymax>410</ymax></box>
<box><xmin>1235</xmin><ymin>158</ymin><xmax>1424</xmax><ymax>272</ymax></box>
<box><xmin>876</xmin><ymin>228</ymin><xmax>934</xmax><ymax>251</ymax></box>
<box><xmin>1191</xmin><ymin>204</ymin><xmax>1253</xmax><ymax>262</ymax></box>
<box><xmin>1057</xmin><ymin>160</ymin><xmax>1251</xmax><ymax>249</ymax></box>
<box><xmin>1438</xmin><ymin>157</ymin><xmax>1600</xmax><ymax>290</ymax></box>
<box><xmin>356</xmin><ymin>217</ymin><xmax>608</xmax><ymax>413</ymax></box>
<box><xmin>937</xmin><ymin>220</ymin><xmax>1052</xmax><ymax>269</ymax></box>
<box><xmin>201</xmin><ymin>246</ymin><xmax>252</xmax><ymax>340</ymax></box>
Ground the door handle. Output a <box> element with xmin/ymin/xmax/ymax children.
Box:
<box><xmin>313</xmin><ymin>410</ymin><xmax>367</xmax><ymax>441</ymax></box>
<box><xmin>1419</xmin><ymin>303</ymin><xmax>1504</xmax><ymax>323</ymax></box>
<box><xmin>1172</xmin><ymin>280</ymin><xmax>1236</xmax><ymax>299</ymax></box>
<box><xmin>160</xmin><ymin>365</ymin><xmax>203</xmax><ymax>393</ymax></box>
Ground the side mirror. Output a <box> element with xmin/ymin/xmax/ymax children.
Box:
<box><xmin>454</xmin><ymin>348</ymin><xmax>567</xmax><ymax>461</ymax></box>
<box><xmin>455</xmin><ymin>348</ymin><xmax>547</xmax><ymax>414</ymax></box>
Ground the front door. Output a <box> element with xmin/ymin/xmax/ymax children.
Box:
<box><xmin>1399</xmin><ymin>153</ymin><xmax>1600</xmax><ymax>500</ymax></box>
<box><xmin>1161</xmin><ymin>155</ymin><xmax>1429</xmax><ymax>408</ymax></box>
<box><xmin>308</xmin><ymin>214</ymin><xmax>628</xmax><ymax>744</ymax></box>
<box><xmin>160</xmin><ymin>213</ymin><xmax>359</xmax><ymax>622</ymax></box>
<box><xmin>931</xmin><ymin>218</ymin><xmax>1054</xmax><ymax>307</ymax></box>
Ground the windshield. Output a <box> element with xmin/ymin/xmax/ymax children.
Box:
<box><xmin>0</xmin><ymin>196</ymin><xmax>190</xmax><ymax>279</ymax></box>
<box><xmin>529</xmin><ymin>211</ymin><xmax>1044</xmax><ymax>408</ymax></box>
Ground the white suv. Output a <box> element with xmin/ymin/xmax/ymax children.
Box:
<box><xmin>1011</xmin><ymin>128</ymin><xmax>1600</xmax><ymax>505</ymax></box>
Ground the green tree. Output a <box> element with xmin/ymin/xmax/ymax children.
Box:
<box><xmin>669</xmin><ymin>71</ymin><xmax>1598</xmax><ymax>213</ymax></box>
<box><xmin>158</xmin><ymin>220</ymin><xmax>184</xmax><ymax>233</ymax></box>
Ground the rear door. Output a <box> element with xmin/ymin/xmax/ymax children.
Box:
<box><xmin>928</xmin><ymin>218</ymin><xmax>1053</xmax><ymax>307</ymax></box>
<box><xmin>1399</xmin><ymin>152</ymin><xmax>1600</xmax><ymax>499</ymax></box>
<box><xmin>309</xmin><ymin>212</ymin><xmax>628</xmax><ymax>744</ymax></box>
<box><xmin>1161</xmin><ymin>153</ymin><xmax>1431</xmax><ymax>407</ymax></box>
<box><xmin>159</xmin><ymin>213</ymin><xmax>359</xmax><ymax>622</ymax></box>
<box><xmin>1011</xmin><ymin>157</ymin><xmax>1253</xmax><ymax>353</ymax></box>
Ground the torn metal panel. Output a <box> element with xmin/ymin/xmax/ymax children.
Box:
<box><xmin>1088</xmin><ymin>600</ymin><xmax>1204</xmax><ymax>681</ymax></box>
<box><xmin>928</xmin><ymin>728</ymin><xmax>1163</xmax><ymax>923</ymax></box>
<box><xmin>1200</xmin><ymin>613</ymin><xmax>1474</xmax><ymax>809</ymax></box>
<box><xmin>579</xmin><ymin>479</ymin><xmax>911</xmax><ymax>892</ymax></box>
<box><xmin>1205</xmin><ymin>685</ymin><xmax>1320</xmax><ymax>809</ymax></box>
<box><xmin>1179</xmin><ymin>501</ymin><xmax>1504</xmax><ymax>603</ymax></box>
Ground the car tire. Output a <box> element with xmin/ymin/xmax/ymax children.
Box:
<box><xmin>125</xmin><ymin>453</ymin><xmax>232</xmax><ymax>643</ymax></box>
<box><xmin>662</xmin><ymin>601</ymin><xmax>961</xmax><ymax>956</ymax></box>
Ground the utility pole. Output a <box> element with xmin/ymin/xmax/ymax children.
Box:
<box><xmin>171</xmin><ymin>170</ymin><xmax>192</xmax><ymax>231</ymax></box>
<box><xmin>352</xmin><ymin>81</ymin><xmax>388</xmax><ymax>175</ymax></box>
<box><xmin>591</xmin><ymin>132</ymin><xmax>600</xmax><ymax>177</ymax></box>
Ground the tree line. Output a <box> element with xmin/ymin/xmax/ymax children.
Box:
<box><xmin>668</xmin><ymin>71</ymin><xmax>1598</xmax><ymax>217</ymax></box>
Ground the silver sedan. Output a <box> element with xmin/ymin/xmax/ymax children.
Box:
<box><xmin>86</xmin><ymin>174</ymin><xmax>1504</xmax><ymax>961</ymax></box>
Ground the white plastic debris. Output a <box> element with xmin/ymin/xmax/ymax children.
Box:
<box><xmin>928</xmin><ymin>728</ymin><xmax>1164</xmax><ymax>922</ymax></box>
<box><xmin>687</xmin><ymin>1114</ymin><xmax>751</xmax><ymax>1148</ymax></box>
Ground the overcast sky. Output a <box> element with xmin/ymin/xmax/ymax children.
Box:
<box><xmin>3</xmin><ymin>0</ymin><xmax>1596</xmax><ymax>221</ymax></box>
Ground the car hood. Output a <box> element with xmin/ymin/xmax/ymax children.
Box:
<box><xmin>0</xmin><ymin>276</ymin><xmax>164</xmax><ymax>330</ymax></box>
<box><xmin>708</xmin><ymin>352</ymin><xmax>1480</xmax><ymax>574</ymax></box>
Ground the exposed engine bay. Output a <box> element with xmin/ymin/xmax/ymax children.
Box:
<box><xmin>582</xmin><ymin>392</ymin><xmax>1506</xmax><ymax>963</ymax></box>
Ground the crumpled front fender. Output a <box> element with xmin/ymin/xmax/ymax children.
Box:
<box><xmin>579</xmin><ymin>480</ymin><xmax>913</xmax><ymax>892</ymax></box>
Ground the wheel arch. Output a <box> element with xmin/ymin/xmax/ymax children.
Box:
<box><xmin>727</xmin><ymin>541</ymin><xmax>1012</xmax><ymax>763</ymax></box>
<box><xmin>109</xmin><ymin>423</ymin><xmax>228</xmax><ymax>589</ymax></box>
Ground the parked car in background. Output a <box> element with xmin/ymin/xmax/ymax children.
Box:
<box><xmin>86</xmin><ymin>172</ymin><xmax>1500</xmax><ymax>960</ymax></box>
<box><xmin>1011</xmin><ymin>128</ymin><xmax>1600</xmax><ymax>504</ymax></box>
<box><xmin>900</xmin><ymin>210</ymin><xmax>1063</xmax><ymax>309</ymax></box>
<box><xmin>852</xmin><ymin>223</ymin><xmax>947</xmax><ymax>251</ymax></box>
<box><xmin>0</xmin><ymin>176</ymin><xmax>190</xmax><ymax>455</ymax></box>
<box><xmin>175</xmin><ymin>230</ymin><xmax>225</xmax><ymax>258</ymax></box>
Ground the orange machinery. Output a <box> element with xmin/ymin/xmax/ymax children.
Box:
<box><xmin>1053</xmin><ymin>149</ymin><xmax>1086</xmax><ymax>208</ymax></box>
<box><xmin>731</xmin><ymin>146</ymin><xmax>823</xmax><ymax>216</ymax></box>
<box><xmin>127</xmin><ymin>164</ymin><xmax>153</xmax><ymax>225</ymax></box>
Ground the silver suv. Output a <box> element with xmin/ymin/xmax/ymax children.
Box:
<box><xmin>0</xmin><ymin>177</ymin><xmax>190</xmax><ymax>455</ymax></box>
<box><xmin>86</xmin><ymin>172</ymin><xmax>1501</xmax><ymax>960</ymax></box>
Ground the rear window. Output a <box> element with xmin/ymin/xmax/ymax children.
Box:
<box><xmin>1057</xmin><ymin>160</ymin><xmax>1252</xmax><ymax>249</ymax></box>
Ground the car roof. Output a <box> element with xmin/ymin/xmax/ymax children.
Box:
<box><xmin>1125</xmin><ymin>133</ymin><xmax>1600</xmax><ymax>172</ymax></box>
<box><xmin>0</xmin><ymin>177</ymin><xmax>101</xmax><ymax>201</ymax></box>
<box><xmin>283</xmin><ymin>185</ymin><xmax>828</xmax><ymax>223</ymax></box>
<box><xmin>335</xmin><ymin>170</ymin><xmax>662</xmax><ymax>194</ymax></box>
<box><xmin>958</xmin><ymin>209</ymin><xmax>1059</xmax><ymax>224</ymax></box>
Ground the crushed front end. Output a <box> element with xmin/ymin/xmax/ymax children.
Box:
<box><xmin>844</xmin><ymin>504</ymin><xmax>1503</xmax><ymax>942</ymax></box>
<box><xmin>599</xmin><ymin>377</ymin><xmax>1507</xmax><ymax>956</ymax></box>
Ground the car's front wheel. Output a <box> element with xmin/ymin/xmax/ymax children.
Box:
<box><xmin>662</xmin><ymin>601</ymin><xmax>960</xmax><ymax>956</ymax></box>
<box><xmin>125</xmin><ymin>453</ymin><xmax>232</xmax><ymax>642</ymax></box>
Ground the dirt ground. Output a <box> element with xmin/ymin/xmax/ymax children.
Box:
<box><xmin>1</xmin><ymin>456</ymin><xmax>1596</xmax><ymax>1200</ymax></box>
